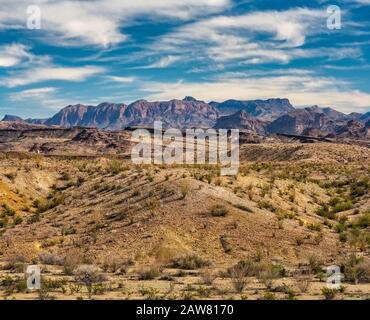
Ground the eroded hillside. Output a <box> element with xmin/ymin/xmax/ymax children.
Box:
<box><xmin>0</xmin><ymin>144</ymin><xmax>368</xmax><ymax>300</ymax></box>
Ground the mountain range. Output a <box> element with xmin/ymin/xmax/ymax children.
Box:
<box><xmin>2</xmin><ymin>97</ymin><xmax>370</xmax><ymax>139</ymax></box>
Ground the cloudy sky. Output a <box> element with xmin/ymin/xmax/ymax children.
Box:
<box><xmin>0</xmin><ymin>0</ymin><xmax>369</xmax><ymax>119</ymax></box>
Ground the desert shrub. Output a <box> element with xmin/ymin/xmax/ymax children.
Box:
<box><xmin>258</xmin><ymin>201</ymin><xmax>277</xmax><ymax>213</ymax></box>
<box><xmin>102</xmin><ymin>257</ymin><xmax>134</xmax><ymax>274</ymax></box>
<box><xmin>59</xmin><ymin>171</ymin><xmax>71</xmax><ymax>181</ymax></box>
<box><xmin>2</xmin><ymin>204</ymin><xmax>16</xmax><ymax>216</ymax></box>
<box><xmin>200</xmin><ymin>269</ymin><xmax>217</xmax><ymax>285</ymax></box>
<box><xmin>63</xmin><ymin>251</ymin><xmax>83</xmax><ymax>275</ymax></box>
<box><xmin>258</xmin><ymin>267</ymin><xmax>280</xmax><ymax>290</ymax></box>
<box><xmin>307</xmin><ymin>223</ymin><xmax>322</xmax><ymax>232</ymax></box>
<box><xmin>0</xmin><ymin>218</ymin><xmax>8</xmax><ymax>228</ymax></box>
<box><xmin>308</xmin><ymin>255</ymin><xmax>323</xmax><ymax>275</ymax></box>
<box><xmin>352</xmin><ymin>212</ymin><xmax>370</xmax><ymax>229</ymax></box>
<box><xmin>109</xmin><ymin>159</ymin><xmax>124</xmax><ymax>175</ymax></box>
<box><xmin>230</xmin><ymin>267</ymin><xmax>248</xmax><ymax>293</ymax></box>
<box><xmin>42</xmin><ymin>277</ymin><xmax>67</xmax><ymax>291</ymax></box>
<box><xmin>196</xmin><ymin>286</ymin><xmax>212</xmax><ymax>298</ymax></box>
<box><xmin>321</xmin><ymin>287</ymin><xmax>337</xmax><ymax>300</ymax></box>
<box><xmin>263</xmin><ymin>292</ymin><xmax>276</xmax><ymax>300</ymax></box>
<box><xmin>316</xmin><ymin>206</ymin><xmax>336</xmax><ymax>220</ymax></box>
<box><xmin>227</xmin><ymin>260</ymin><xmax>256</xmax><ymax>278</ymax></box>
<box><xmin>0</xmin><ymin>276</ymin><xmax>27</xmax><ymax>295</ymax></box>
<box><xmin>138</xmin><ymin>285</ymin><xmax>160</xmax><ymax>299</ymax></box>
<box><xmin>39</xmin><ymin>252</ymin><xmax>64</xmax><ymax>265</ymax></box>
<box><xmin>234</xmin><ymin>204</ymin><xmax>253</xmax><ymax>213</ymax></box>
<box><xmin>33</xmin><ymin>195</ymin><xmax>65</xmax><ymax>214</ymax></box>
<box><xmin>339</xmin><ymin>232</ymin><xmax>347</xmax><ymax>243</ymax></box>
<box><xmin>74</xmin><ymin>265</ymin><xmax>105</xmax><ymax>298</ymax></box>
<box><xmin>314</xmin><ymin>232</ymin><xmax>323</xmax><ymax>244</ymax></box>
<box><xmin>13</xmin><ymin>215</ymin><xmax>23</xmax><ymax>225</ymax></box>
<box><xmin>293</xmin><ymin>270</ymin><xmax>312</xmax><ymax>293</ymax></box>
<box><xmin>76</xmin><ymin>176</ymin><xmax>85</xmax><ymax>186</ymax></box>
<box><xmin>210</xmin><ymin>204</ymin><xmax>229</xmax><ymax>217</ymax></box>
<box><xmin>332</xmin><ymin>200</ymin><xmax>353</xmax><ymax>213</ymax></box>
<box><xmin>342</xmin><ymin>256</ymin><xmax>370</xmax><ymax>284</ymax></box>
<box><xmin>334</xmin><ymin>222</ymin><xmax>346</xmax><ymax>233</ymax></box>
<box><xmin>68</xmin><ymin>283</ymin><xmax>82</xmax><ymax>294</ymax></box>
<box><xmin>92</xmin><ymin>283</ymin><xmax>106</xmax><ymax>295</ymax></box>
<box><xmin>62</xmin><ymin>226</ymin><xmax>77</xmax><ymax>235</ymax></box>
<box><xmin>170</xmin><ymin>253</ymin><xmax>210</xmax><ymax>270</ymax></box>
<box><xmin>28</xmin><ymin>212</ymin><xmax>41</xmax><ymax>224</ymax></box>
<box><xmin>180</xmin><ymin>181</ymin><xmax>190</xmax><ymax>199</ymax></box>
<box><xmin>295</xmin><ymin>238</ymin><xmax>303</xmax><ymax>246</ymax></box>
<box><xmin>110</xmin><ymin>210</ymin><xmax>128</xmax><ymax>221</ymax></box>
<box><xmin>137</xmin><ymin>265</ymin><xmax>161</xmax><ymax>280</ymax></box>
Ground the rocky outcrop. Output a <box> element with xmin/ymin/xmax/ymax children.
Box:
<box><xmin>210</xmin><ymin>98</ymin><xmax>294</xmax><ymax>121</ymax></box>
<box><xmin>213</xmin><ymin>110</ymin><xmax>266</xmax><ymax>135</ymax></box>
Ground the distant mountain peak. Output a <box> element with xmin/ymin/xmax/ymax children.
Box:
<box><xmin>183</xmin><ymin>96</ymin><xmax>198</xmax><ymax>102</ymax></box>
<box><xmin>2</xmin><ymin>115</ymin><xmax>24</xmax><ymax>122</ymax></box>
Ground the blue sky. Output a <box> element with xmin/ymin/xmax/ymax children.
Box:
<box><xmin>0</xmin><ymin>0</ymin><xmax>369</xmax><ymax>119</ymax></box>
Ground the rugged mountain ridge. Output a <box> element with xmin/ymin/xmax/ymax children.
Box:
<box><xmin>25</xmin><ymin>97</ymin><xmax>219</xmax><ymax>130</ymax></box>
<box><xmin>209</xmin><ymin>98</ymin><xmax>294</xmax><ymax>121</ymax></box>
<box><xmin>266</xmin><ymin>106</ymin><xmax>367</xmax><ymax>136</ymax></box>
<box><xmin>2</xmin><ymin>97</ymin><xmax>369</xmax><ymax>138</ymax></box>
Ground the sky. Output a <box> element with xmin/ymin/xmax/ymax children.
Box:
<box><xmin>0</xmin><ymin>0</ymin><xmax>369</xmax><ymax>119</ymax></box>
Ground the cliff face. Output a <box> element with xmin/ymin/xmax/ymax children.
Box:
<box><xmin>210</xmin><ymin>98</ymin><xmax>294</xmax><ymax>121</ymax></box>
<box><xmin>41</xmin><ymin>98</ymin><xmax>219</xmax><ymax>130</ymax></box>
<box><xmin>214</xmin><ymin>110</ymin><xmax>266</xmax><ymax>135</ymax></box>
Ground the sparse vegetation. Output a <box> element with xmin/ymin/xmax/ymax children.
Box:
<box><xmin>0</xmin><ymin>144</ymin><xmax>368</xmax><ymax>300</ymax></box>
<box><xmin>170</xmin><ymin>254</ymin><xmax>210</xmax><ymax>270</ymax></box>
<box><xmin>210</xmin><ymin>204</ymin><xmax>229</xmax><ymax>217</ymax></box>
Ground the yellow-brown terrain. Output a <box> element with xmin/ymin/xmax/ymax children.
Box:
<box><xmin>0</xmin><ymin>142</ymin><xmax>368</xmax><ymax>300</ymax></box>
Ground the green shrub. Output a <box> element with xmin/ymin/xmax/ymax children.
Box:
<box><xmin>234</xmin><ymin>204</ymin><xmax>253</xmax><ymax>213</ymax></box>
<box><xmin>307</xmin><ymin>223</ymin><xmax>322</xmax><ymax>232</ymax></box>
<box><xmin>13</xmin><ymin>215</ymin><xmax>23</xmax><ymax>225</ymax></box>
<box><xmin>353</xmin><ymin>212</ymin><xmax>369</xmax><ymax>229</ymax></box>
<box><xmin>321</xmin><ymin>287</ymin><xmax>337</xmax><ymax>300</ymax></box>
<box><xmin>170</xmin><ymin>253</ymin><xmax>210</xmax><ymax>270</ymax></box>
<box><xmin>210</xmin><ymin>204</ymin><xmax>229</xmax><ymax>217</ymax></box>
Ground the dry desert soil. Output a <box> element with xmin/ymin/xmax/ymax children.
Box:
<box><xmin>0</xmin><ymin>142</ymin><xmax>369</xmax><ymax>300</ymax></box>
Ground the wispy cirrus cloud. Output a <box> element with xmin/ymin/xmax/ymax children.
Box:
<box><xmin>0</xmin><ymin>0</ymin><xmax>231</xmax><ymax>47</ymax></box>
<box><xmin>151</xmin><ymin>7</ymin><xmax>361</xmax><ymax>65</ymax></box>
<box><xmin>8</xmin><ymin>87</ymin><xmax>57</xmax><ymax>101</ymax></box>
<box><xmin>105</xmin><ymin>76</ymin><xmax>136</xmax><ymax>83</ymax></box>
<box><xmin>7</xmin><ymin>86</ymin><xmax>74</xmax><ymax>111</ymax></box>
<box><xmin>354</xmin><ymin>0</ymin><xmax>370</xmax><ymax>4</ymax></box>
<box><xmin>135</xmin><ymin>55</ymin><xmax>181</xmax><ymax>69</ymax></box>
<box><xmin>1</xmin><ymin>65</ymin><xmax>105</xmax><ymax>87</ymax></box>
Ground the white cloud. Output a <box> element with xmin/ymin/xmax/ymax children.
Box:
<box><xmin>141</xmin><ymin>74</ymin><xmax>370</xmax><ymax>113</ymax></box>
<box><xmin>136</xmin><ymin>55</ymin><xmax>180</xmax><ymax>69</ymax></box>
<box><xmin>2</xmin><ymin>65</ymin><xmax>105</xmax><ymax>87</ymax></box>
<box><xmin>0</xmin><ymin>44</ymin><xmax>33</xmax><ymax>67</ymax></box>
<box><xmin>153</xmin><ymin>8</ymin><xmax>359</xmax><ymax>65</ymax></box>
<box><xmin>105</xmin><ymin>76</ymin><xmax>136</xmax><ymax>83</ymax></box>
<box><xmin>7</xmin><ymin>86</ymin><xmax>75</xmax><ymax>110</ymax></box>
<box><xmin>0</xmin><ymin>0</ymin><xmax>231</xmax><ymax>47</ymax></box>
<box><xmin>9</xmin><ymin>87</ymin><xmax>57</xmax><ymax>101</ymax></box>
